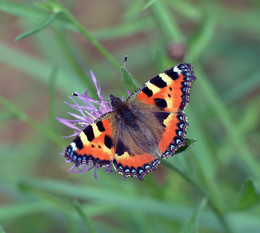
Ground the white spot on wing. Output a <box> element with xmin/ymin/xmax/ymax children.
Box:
<box><xmin>173</xmin><ymin>66</ymin><xmax>181</xmax><ymax>74</ymax></box>
<box><xmin>70</xmin><ymin>142</ymin><xmax>77</xmax><ymax>151</ymax></box>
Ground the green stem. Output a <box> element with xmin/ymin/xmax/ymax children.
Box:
<box><xmin>54</xmin><ymin>30</ymin><xmax>92</xmax><ymax>89</ymax></box>
<box><xmin>60</xmin><ymin>6</ymin><xmax>121</xmax><ymax>70</ymax></box>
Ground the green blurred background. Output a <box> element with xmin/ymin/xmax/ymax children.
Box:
<box><xmin>0</xmin><ymin>0</ymin><xmax>259</xmax><ymax>233</ymax></box>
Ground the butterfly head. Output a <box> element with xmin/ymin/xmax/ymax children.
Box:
<box><xmin>109</xmin><ymin>94</ymin><xmax>123</xmax><ymax>109</ymax></box>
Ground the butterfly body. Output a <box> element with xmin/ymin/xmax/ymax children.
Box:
<box><xmin>65</xmin><ymin>63</ymin><xmax>196</xmax><ymax>180</ymax></box>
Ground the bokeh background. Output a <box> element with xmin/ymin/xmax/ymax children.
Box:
<box><xmin>0</xmin><ymin>0</ymin><xmax>260</xmax><ymax>233</ymax></box>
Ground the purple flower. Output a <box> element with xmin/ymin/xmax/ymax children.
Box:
<box><xmin>57</xmin><ymin>71</ymin><xmax>115</xmax><ymax>178</ymax></box>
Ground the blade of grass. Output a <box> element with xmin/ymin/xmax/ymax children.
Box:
<box><xmin>230</xmin><ymin>178</ymin><xmax>260</xmax><ymax>211</ymax></box>
<box><xmin>0</xmin><ymin>112</ymin><xmax>13</xmax><ymax>122</ymax></box>
<box><xmin>0</xmin><ymin>95</ymin><xmax>63</xmax><ymax>146</ymax></box>
<box><xmin>218</xmin><ymin>6</ymin><xmax>260</xmax><ymax>36</ymax></box>
<box><xmin>222</xmin><ymin>71</ymin><xmax>260</xmax><ymax>104</ymax></box>
<box><xmin>186</xmin><ymin>107</ymin><xmax>225</xmax><ymax>214</ymax></box>
<box><xmin>0</xmin><ymin>44</ymin><xmax>82</xmax><ymax>93</ymax></box>
<box><xmin>218</xmin><ymin>97</ymin><xmax>260</xmax><ymax>163</ymax></box>
<box><xmin>163</xmin><ymin>160</ymin><xmax>232</xmax><ymax>233</ymax></box>
<box><xmin>195</xmin><ymin>63</ymin><xmax>260</xmax><ymax>181</ymax></box>
<box><xmin>0</xmin><ymin>201</ymin><xmax>51</xmax><ymax>221</ymax></box>
<box><xmin>15</xmin><ymin>12</ymin><xmax>60</xmax><ymax>41</ymax></box>
<box><xmin>51</xmin><ymin>1</ymin><xmax>121</xmax><ymax>70</ymax></box>
<box><xmin>142</xmin><ymin>0</ymin><xmax>157</xmax><ymax>11</ymax></box>
<box><xmin>54</xmin><ymin>30</ymin><xmax>93</xmax><ymax>89</ymax></box>
<box><xmin>179</xmin><ymin>198</ymin><xmax>207</xmax><ymax>233</ymax></box>
<box><xmin>49</xmin><ymin>65</ymin><xmax>58</xmax><ymax>131</ymax></box>
<box><xmin>92</xmin><ymin>18</ymin><xmax>153</xmax><ymax>40</ymax></box>
<box><xmin>18</xmin><ymin>181</ymin><xmax>72</xmax><ymax>211</ymax></box>
<box><xmin>149</xmin><ymin>0</ymin><xmax>184</xmax><ymax>42</ymax></box>
<box><xmin>0</xmin><ymin>226</ymin><xmax>5</xmax><ymax>233</ymax></box>
<box><xmin>169</xmin><ymin>0</ymin><xmax>201</xmax><ymax>20</ymax></box>
<box><xmin>186</xmin><ymin>11</ymin><xmax>216</xmax><ymax>62</ymax></box>
<box><xmin>73</xmin><ymin>200</ymin><xmax>97</xmax><ymax>233</ymax></box>
<box><xmin>17</xmin><ymin>177</ymin><xmax>232</xmax><ymax>233</ymax></box>
<box><xmin>0</xmin><ymin>1</ymin><xmax>76</xmax><ymax>31</ymax></box>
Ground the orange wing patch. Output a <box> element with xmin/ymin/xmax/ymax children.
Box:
<box><xmin>158</xmin><ymin>112</ymin><xmax>188</xmax><ymax>158</ymax></box>
<box><xmin>129</xmin><ymin>63</ymin><xmax>195</xmax><ymax>112</ymax></box>
<box><xmin>65</xmin><ymin>114</ymin><xmax>115</xmax><ymax>167</ymax></box>
<box><xmin>113</xmin><ymin>152</ymin><xmax>160</xmax><ymax>180</ymax></box>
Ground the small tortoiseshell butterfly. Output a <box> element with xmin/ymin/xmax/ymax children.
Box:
<box><xmin>65</xmin><ymin>63</ymin><xmax>196</xmax><ymax>180</ymax></box>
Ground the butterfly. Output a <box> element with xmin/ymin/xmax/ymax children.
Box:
<box><xmin>65</xmin><ymin>63</ymin><xmax>196</xmax><ymax>180</ymax></box>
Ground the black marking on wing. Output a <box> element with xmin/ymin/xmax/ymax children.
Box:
<box><xmin>150</xmin><ymin>76</ymin><xmax>167</xmax><ymax>88</ymax></box>
<box><xmin>154</xmin><ymin>98</ymin><xmax>167</xmax><ymax>109</ymax></box>
<box><xmin>154</xmin><ymin>112</ymin><xmax>170</xmax><ymax>127</ymax></box>
<box><xmin>104</xmin><ymin>135</ymin><xmax>113</xmax><ymax>149</ymax></box>
<box><xmin>115</xmin><ymin>140</ymin><xmax>128</xmax><ymax>156</ymax></box>
<box><xmin>165</xmin><ymin>69</ymin><xmax>179</xmax><ymax>80</ymax></box>
<box><xmin>83</xmin><ymin>125</ymin><xmax>94</xmax><ymax>142</ymax></box>
<box><xmin>142</xmin><ymin>86</ymin><xmax>153</xmax><ymax>97</ymax></box>
<box><xmin>74</xmin><ymin>136</ymin><xmax>84</xmax><ymax>150</ymax></box>
<box><xmin>96</xmin><ymin>121</ymin><xmax>105</xmax><ymax>132</ymax></box>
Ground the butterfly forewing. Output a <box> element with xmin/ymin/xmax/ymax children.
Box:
<box><xmin>65</xmin><ymin>112</ymin><xmax>116</xmax><ymax>167</ymax></box>
<box><xmin>127</xmin><ymin>63</ymin><xmax>196</xmax><ymax>112</ymax></box>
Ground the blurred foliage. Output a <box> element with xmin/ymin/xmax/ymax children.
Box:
<box><xmin>0</xmin><ymin>0</ymin><xmax>260</xmax><ymax>233</ymax></box>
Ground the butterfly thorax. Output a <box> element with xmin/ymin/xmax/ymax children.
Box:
<box><xmin>110</xmin><ymin>94</ymin><xmax>138</xmax><ymax>129</ymax></box>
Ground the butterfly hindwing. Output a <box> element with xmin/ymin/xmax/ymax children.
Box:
<box><xmin>113</xmin><ymin>152</ymin><xmax>160</xmax><ymax>181</ymax></box>
<box><xmin>111</xmin><ymin>115</ymin><xmax>162</xmax><ymax>180</ymax></box>
<box><xmin>65</xmin><ymin>112</ymin><xmax>116</xmax><ymax>167</ymax></box>
<box><xmin>156</xmin><ymin>111</ymin><xmax>188</xmax><ymax>158</ymax></box>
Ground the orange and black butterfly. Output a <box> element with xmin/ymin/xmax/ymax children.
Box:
<box><xmin>65</xmin><ymin>63</ymin><xmax>196</xmax><ymax>180</ymax></box>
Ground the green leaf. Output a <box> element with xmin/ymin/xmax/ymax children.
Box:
<box><xmin>73</xmin><ymin>200</ymin><xmax>97</xmax><ymax>233</ymax></box>
<box><xmin>231</xmin><ymin>179</ymin><xmax>260</xmax><ymax>211</ymax></box>
<box><xmin>121</xmin><ymin>65</ymin><xmax>139</xmax><ymax>91</ymax></box>
<box><xmin>15</xmin><ymin>12</ymin><xmax>61</xmax><ymax>41</ymax></box>
<box><xmin>175</xmin><ymin>138</ymin><xmax>198</xmax><ymax>154</ymax></box>
<box><xmin>179</xmin><ymin>198</ymin><xmax>207</xmax><ymax>233</ymax></box>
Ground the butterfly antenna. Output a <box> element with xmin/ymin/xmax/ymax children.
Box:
<box><xmin>72</xmin><ymin>92</ymin><xmax>109</xmax><ymax>102</ymax></box>
<box><xmin>117</xmin><ymin>55</ymin><xmax>128</xmax><ymax>97</ymax></box>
